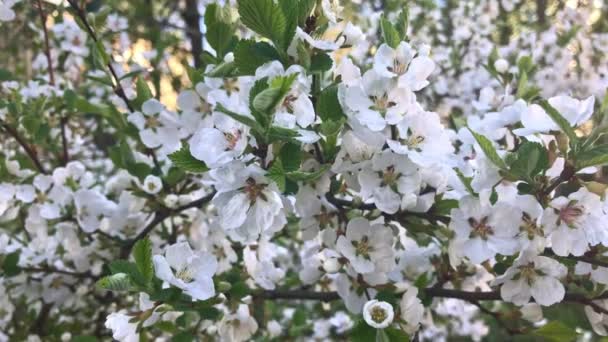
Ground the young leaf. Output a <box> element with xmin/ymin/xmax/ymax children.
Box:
<box><xmin>395</xmin><ymin>9</ymin><xmax>409</xmax><ymax>41</ymax></box>
<box><xmin>252</xmin><ymin>74</ymin><xmax>297</xmax><ymax>114</ymax></box>
<box><xmin>316</xmin><ymin>84</ymin><xmax>346</xmax><ymax>121</ymax></box>
<box><xmin>267</xmin><ymin>159</ymin><xmax>286</xmax><ymax>192</ymax></box>
<box><xmin>468</xmin><ymin>128</ymin><xmax>508</xmax><ymax>170</ymax></box>
<box><xmin>310</xmin><ymin>52</ymin><xmax>333</xmax><ymax>72</ymax></box>
<box><xmin>135</xmin><ymin>77</ymin><xmax>154</xmax><ymax>108</ymax></box>
<box><xmin>96</xmin><ymin>273</ymin><xmax>135</xmax><ymax>292</ymax></box>
<box><xmin>168</xmin><ymin>144</ymin><xmax>209</xmax><ymax>173</ymax></box>
<box><xmin>109</xmin><ymin>260</ymin><xmax>146</xmax><ymax>287</ymax></box>
<box><xmin>510</xmin><ymin>141</ymin><xmax>548</xmax><ymax>179</ymax></box>
<box><xmin>215</xmin><ymin>103</ymin><xmax>265</xmax><ymax>135</ymax></box>
<box><xmin>286</xmin><ymin>165</ymin><xmax>330</xmax><ymax>182</ymax></box>
<box><xmin>204</xmin><ymin>4</ymin><xmax>237</xmax><ymax>58</ymax></box>
<box><xmin>533</xmin><ymin>321</ymin><xmax>578</xmax><ymax>342</ymax></box>
<box><xmin>234</xmin><ymin>39</ymin><xmax>282</xmax><ymax>76</ymax></box>
<box><xmin>575</xmin><ymin>144</ymin><xmax>608</xmax><ymax>169</ymax></box>
<box><xmin>380</xmin><ymin>16</ymin><xmax>400</xmax><ymax>48</ymax></box>
<box><xmin>237</xmin><ymin>0</ymin><xmax>294</xmax><ymax>51</ymax></box>
<box><xmin>132</xmin><ymin>238</ymin><xmax>154</xmax><ymax>286</ymax></box>
<box><xmin>537</xmin><ymin>100</ymin><xmax>578</xmax><ymax>144</ymax></box>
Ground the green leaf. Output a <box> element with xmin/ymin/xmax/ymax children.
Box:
<box><xmin>537</xmin><ymin>100</ymin><xmax>579</xmax><ymax>144</ymax></box>
<box><xmin>205</xmin><ymin>4</ymin><xmax>237</xmax><ymax>58</ymax></box>
<box><xmin>380</xmin><ymin>16</ymin><xmax>400</xmax><ymax>48</ymax></box>
<box><xmin>533</xmin><ymin>321</ymin><xmax>577</xmax><ymax>342</ymax></box>
<box><xmin>286</xmin><ymin>164</ymin><xmax>330</xmax><ymax>182</ymax></box>
<box><xmin>279</xmin><ymin>142</ymin><xmax>302</xmax><ymax>172</ymax></box>
<box><xmin>278</xmin><ymin>0</ymin><xmax>298</xmax><ymax>51</ymax></box>
<box><xmin>468</xmin><ymin>128</ymin><xmax>507</xmax><ymax>170</ymax></box>
<box><xmin>2</xmin><ymin>251</ymin><xmax>20</xmax><ymax>277</ymax></box>
<box><xmin>171</xmin><ymin>332</ymin><xmax>195</xmax><ymax>342</ymax></box>
<box><xmin>383</xmin><ymin>327</ymin><xmax>410</xmax><ymax>342</ymax></box>
<box><xmin>109</xmin><ymin>260</ymin><xmax>146</xmax><ymax>287</ymax></box>
<box><xmin>267</xmin><ymin>159</ymin><xmax>286</xmax><ymax>192</ymax></box>
<box><xmin>310</xmin><ymin>52</ymin><xmax>333</xmax><ymax>72</ymax></box>
<box><xmin>252</xmin><ymin>74</ymin><xmax>297</xmax><ymax>114</ymax></box>
<box><xmin>350</xmin><ymin>320</ymin><xmax>377</xmax><ymax>342</ymax></box>
<box><xmin>96</xmin><ymin>273</ymin><xmax>135</xmax><ymax>292</ymax></box>
<box><xmin>233</xmin><ymin>39</ymin><xmax>281</xmax><ymax>76</ymax></box>
<box><xmin>204</xmin><ymin>61</ymin><xmax>238</xmax><ymax>78</ymax></box>
<box><xmin>576</xmin><ymin>144</ymin><xmax>608</xmax><ymax>169</ymax></box>
<box><xmin>134</xmin><ymin>77</ymin><xmax>154</xmax><ymax>109</ymax></box>
<box><xmin>237</xmin><ymin>0</ymin><xmax>293</xmax><ymax>50</ymax></box>
<box><xmin>316</xmin><ymin>84</ymin><xmax>346</xmax><ymax>121</ymax></box>
<box><xmin>168</xmin><ymin>144</ymin><xmax>209</xmax><ymax>173</ymax></box>
<box><xmin>510</xmin><ymin>141</ymin><xmax>549</xmax><ymax>179</ymax></box>
<box><xmin>267</xmin><ymin>126</ymin><xmax>301</xmax><ymax>143</ymax></box>
<box><xmin>216</xmin><ymin>103</ymin><xmax>265</xmax><ymax>135</ymax></box>
<box><xmin>133</xmin><ymin>238</ymin><xmax>154</xmax><ymax>286</ymax></box>
<box><xmin>297</xmin><ymin>0</ymin><xmax>316</xmax><ymax>26</ymax></box>
<box><xmin>395</xmin><ymin>9</ymin><xmax>409</xmax><ymax>41</ymax></box>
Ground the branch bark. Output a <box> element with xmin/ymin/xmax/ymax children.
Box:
<box><xmin>182</xmin><ymin>0</ymin><xmax>203</xmax><ymax>68</ymax></box>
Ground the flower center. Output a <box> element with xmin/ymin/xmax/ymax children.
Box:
<box><xmin>468</xmin><ymin>217</ymin><xmax>494</xmax><ymax>239</ymax></box>
<box><xmin>282</xmin><ymin>94</ymin><xmax>298</xmax><ymax>112</ymax></box>
<box><xmin>389</xmin><ymin>60</ymin><xmax>407</xmax><ymax>75</ymax></box>
<box><xmin>224</xmin><ymin>130</ymin><xmax>241</xmax><ymax>150</ymax></box>
<box><xmin>176</xmin><ymin>266</ymin><xmax>194</xmax><ymax>283</ymax></box>
<box><xmin>244</xmin><ymin>177</ymin><xmax>267</xmax><ymax>203</ymax></box>
<box><xmin>352</xmin><ymin>236</ymin><xmax>371</xmax><ymax>258</ymax></box>
<box><xmin>371</xmin><ymin>306</ymin><xmax>387</xmax><ymax>323</ymax></box>
<box><xmin>382</xmin><ymin>165</ymin><xmax>398</xmax><ymax>186</ymax></box>
<box><xmin>145</xmin><ymin>115</ymin><xmax>160</xmax><ymax>130</ymax></box>
<box><xmin>559</xmin><ymin>202</ymin><xmax>584</xmax><ymax>227</ymax></box>
<box><xmin>520</xmin><ymin>212</ymin><xmax>543</xmax><ymax>239</ymax></box>
<box><xmin>371</xmin><ymin>94</ymin><xmax>395</xmax><ymax>111</ymax></box>
<box><xmin>517</xmin><ymin>262</ymin><xmax>540</xmax><ymax>285</ymax></box>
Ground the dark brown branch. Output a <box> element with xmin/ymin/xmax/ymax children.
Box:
<box><xmin>21</xmin><ymin>266</ymin><xmax>97</xmax><ymax>280</ymax></box>
<box><xmin>35</xmin><ymin>0</ymin><xmax>55</xmax><ymax>86</ymax></box>
<box><xmin>182</xmin><ymin>0</ymin><xmax>203</xmax><ymax>68</ymax></box>
<box><xmin>120</xmin><ymin>192</ymin><xmax>216</xmax><ymax>257</ymax></box>
<box><xmin>0</xmin><ymin>121</ymin><xmax>47</xmax><ymax>174</ymax></box>
<box><xmin>543</xmin><ymin>162</ymin><xmax>575</xmax><ymax>196</ymax></box>
<box><xmin>66</xmin><ymin>0</ymin><xmax>135</xmax><ymax>112</ymax></box>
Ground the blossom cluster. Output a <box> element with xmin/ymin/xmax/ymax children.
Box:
<box><xmin>1</xmin><ymin>0</ymin><xmax>608</xmax><ymax>341</ymax></box>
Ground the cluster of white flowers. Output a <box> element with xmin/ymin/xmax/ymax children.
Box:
<box><xmin>1</xmin><ymin>0</ymin><xmax>608</xmax><ymax>341</ymax></box>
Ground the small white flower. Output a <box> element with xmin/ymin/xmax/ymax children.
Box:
<box><xmin>336</xmin><ymin>217</ymin><xmax>394</xmax><ymax>274</ymax></box>
<box><xmin>494</xmin><ymin>251</ymin><xmax>567</xmax><ymax>306</ymax></box>
<box><xmin>494</xmin><ymin>59</ymin><xmax>509</xmax><ymax>73</ymax></box>
<box><xmin>218</xmin><ymin>304</ymin><xmax>258</xmax><ymax>342</ymax></box>
<box><xmin>105</xmin><ymin>312</ymin><xmax>139</xmax><ymax>342</ymax></box>
<box><xmin>153</xmin><ymin>242</ymin><xmax>218</xmax><ymax>301</ymax></box>
<box><xmin>142</xmin><ymin>175</ymin><xmax>162</xmax><ymax>195</ymax></box>
<box><xmin>399</xmin><ymin>287</ymin><xmax>424</xmax><ymax>334</ymax></box>
<box><xmin>0</xmin><ymin>0</ymin><xmax>19</xmax><ymax>22</ymax></box>
<box><xmin>363</xmin><ymin>300</ymin><xmax>394</xmax><ymax>329</ymax></box>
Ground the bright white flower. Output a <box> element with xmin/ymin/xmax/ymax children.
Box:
<box><xmin>74</xmin><ymin>189</ymin><xmax>117</xmax><ymax>233</ymax></box>
<box><xmin>494</xmin><ymin>251</ymin><xmax>567</xmax><ymax>306</ymax></box>
<box><xmin>373</xmin><ymin>42</ymin><xmax>435</xmax><ymax>91</ymax></box>
<box><xmin>127</xmin><ymin>99</ymin><xmax>181</xmax><ymax>155</ymax></box>
<box><xmin>585</xmin><ymin>300</ymin><xmax>608</xmax><ymax>336</ymax></box>
<box><xmin>399</xmin><ymin>287</ymin><xmax>424</xmax><ymax>334</ymax></box>
<box><xmin>358</xmin><ymin>151</ymin><xmax>421</xmax><ymax>214</ymax></box>
<box><xmin>141</xmin><ymin>175</ymin><xmax>162</xmax><ymax>194</ymax></box>
<box><xmin>321</xmin><ymin>0</ymin><xmax>343</xmax><ymax>23</ymax></box>
<box><xmin>104</xmin><ymin>312</ymin><xmax>138</xmax><ymax>342</ymax></box>
<box><xmin>218</xmin><ymin>304</ymin><xmax>258</xmax><ymax>342</ymax></box>
<box><xmin>544</xmin><ymin>187</ymin><xmax>608</xmax><ymax>256</ymax></box>
<box><xmin>336</xmin><ymin>217</ymin><xmax>394</xmax><ymax>274</ymax></box>
<box><xmin>493</xmin><ymin>58</ymin><xmax>509</xmax><ymax>73</ymax></box>
<box><xmin>449</xmin><ymin>196</ymin><xmax>521</xmax><ymax>264</ymax></box>
<box><xmin>514</xmin><ymin>95</ymin><xmax>595</xmax><ymax>136</ymax></box>
<box><xmin>210</xmin><ymin>162</ymin><xmax>286</xmax><ymax>243</ymax></box>
<box><xmin>520</xmin><ymin>303</ymin><xmax>543</xmax><ymax>323</ymax></box>
<box><xmin>0</xmin><ymin>0</ymin><xmax>19</xmax><ymax>22</ymax></box>
<box><xmin>363</xmin><ymin>300</ymin><xmax>394</xmax><ymax>329</ymax></box>
<box><xmin>152</xmin><ymin>242</ymin><xmax>218</xmax><ymax>301</ymax></box>
<box><xmin>190</xmin><ymin>113</ymin><xmax>248</xmax><ymax>168</ymax></box>
<box><xmin>339</xmin><ymin>69</ymin><xmax>415</xmax><ymax>131</ymax></box>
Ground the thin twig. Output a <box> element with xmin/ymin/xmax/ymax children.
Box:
<box><xmin>0</xmin><ymin>121</ymin><xmax>47</xmax><ymax>174</ymax></box>
<box><xmin>35</xmin><ymin>0</ymin><xmax>55</xmax><ymax>86</ymax></box>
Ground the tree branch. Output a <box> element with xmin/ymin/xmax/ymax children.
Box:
<box><xmin>182</xmin><ymin>0</ymin><xmax>203</xmax><ymax>68</ymax></box>
<box><xmin>0</xmin><ymin>121</ymin><xmax>47</xmax><ymax>174</ymax></box>
<box><xmin>35</xmin><ymin>0</ymin><xmax>55</xmax><ymax>86</ymax></box>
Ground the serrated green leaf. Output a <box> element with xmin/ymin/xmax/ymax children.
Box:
<box><xmin>533</xmin><ymin>321</ymin><xmax>577</xmax><ymax>342</ymax></box>
<box><xmin>279</xmin><ymin>142</ymin><xmax>301</xmax><ymax>172</ymax></box>
<box><xmin>109</xmin><ymin>260</ymin><xmax>147</xmax><ymax>287</ymax></box>
<box><xmin>215</xmin><ymin>104</ymin><xmax>265</xmax><ymax>135</ymax></box>
<box><xmin>134</xmin><ymin>77</ymin><xmax>154</xmax><ymax>109</ymax></box>
<box><xmin>168</xmin><ymin>144</ymin><xmax>209</xmax><ymax>173</ymax></box>
<box><xmin>205</xmin><ymin>4</ymin><xmax>237</xmax><ymax>58</ymax></box>
<box><xmin>576</xmin><ymin>144</ymin><xmax>608</xmax><ymax>169</ymax></box>
<box><xmin>267</xmin><ymin>159</ymin><xmax>286</xmax><ymax>192</ymax></box>
<box><xmin>537</xmin><ymin>100</ymin><xmax>579</xmax><ymax>144</ymax></box>
<box><xmin>2</xmin><ymin>251</ymin><xmax>20</xmax><ymax>277</ymax></box>
<box><xmin>316</xmin><ymin>84</ymin><xmax>346</xmax><ymax>122</ymax></box>
<box><xmin>253</xmin><ymin>74</ymin><xmax>297</xmax><ymax>114</ymax></box>
<box><xmin>267</xmin><ymin>126</ymin><xmax>300</xmax><ymax>143</ymax></box>
<box><xmin>380</xmin><ymin>16</ymin><xmax>400</xmax><ymax>48</ymax></box>
<box><xmin>350</xmin><ymin>320</ymin><xmax>376</xmax><ymax>342</ymax></box>
<box><xmin>133</xmin><ymin>238</ymin><xmax>154</xmax><ymax>286</ymax></box>
<box><xmin>510</xmin><ymin>141</ymin><xmax>549</xmax><ymax>179</ymax></box>
<box><xmin>233</xmin><ymin>39</ymin><xmax>281</xmax><ymax>76</ymax></box>
<box><xmin>468</xmin><ymin>128</ymin><xmax>507</xmax><ymax>170</ymax></box>
<box><xmin>204</xmin><ymin>61</ymin><xmax>238</xmax><ymax>78</ymax></box>
<box><xmin>96</xmin><ymin>273</ymin><xmax>135</xmax><ymax>292</ymax></box>
<box><xmin>237</xmin><ymin>0</ymin><xmax>293</xmax><ymax>50</ymax></box>
<box><xmin>310</xmin><ymin>52</ymin><xmax>333</xmax><ymax>72</ymax></box>
<box><xmin>395</xmin><ymin>9</ymin><xmax>409</xmax><ymax>41</ymax></box>
<box><xmin>286</xmin><ymin>164</ymin><xmax>330</xmax><ymax>182</ymax></box>
<box><xmin>297</xmin><ymin>0</ymin><xmax>316</xmax><ymax>26</ymax></box>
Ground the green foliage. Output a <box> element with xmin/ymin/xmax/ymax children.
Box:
<box><xmin>133</xmin><ymin>238</ymin><xmax>154</xmax><ymax>287</ymax></box>
<box><xmin>109</xmin><ymin>140</ymin><xmax>153</xmax><ymax>181</ymax></box>
<box><xmin>537</xmin><ymin>100</ymin><xmax>579</xmax><ymax>145</ymax></box>
<box><xmin>380</xmin><ymin>16</ymin><xmax>401</xmax><ymax>49</ymax></box>
<box><xmin>533</xmin><ymin>321</ymin><xmax>578</xmax><ymax>342</ymax></box>
<box><xmin>286</xmin><ymin>165</ymin><xmax>330</xmax><ymax>182</ymax></box>
<box><xmin>233</xmin><ymin>39</ymin><xmax>282</xmax><ymax>75</ymax></box>
<box><xmin>252</xmin><ymin>74</ymin><xmax>297</xmax><ymax>114</ymax></box>
<box><xmin>316</xmin><ymin>84</ymin><xmax>346</xmax><ymax>122</ymax></box>
<box><xmin>168</xmin><ymin>144</ymin><xmax>209</xmax><ymax>173</ymax></box>
<box><xmin>509</xmin><ymin>141</ymin><xmax>549</xmax><ymax>180</ymax></box>
<box><xmin>237</xmin><ymin>0</ymin><xmax>296</xmax><ymax>51</ymax></box>
<box><xmin>204</xmin><ymin>4</ymin><xmax>237</xmax><ymax>59</ymax></box>
<box><xmin>576</xmin><ymin>144</ymin><xmax>608</xmax><ymax>169</ymax></box>
<box><xmin>267</xmin><ymin>159</ymin><xmax>287</xmax><ymax>192</ymax></box>
<box><xmin>2</xmin><ymin>251</ymin><xmax>21</xmax><ymax>277</ymax></box>
<box><xmin>468</xmin><ymin>128</ymin><xmax>508</xmax><ymax>170</ymax></box>
<box><xmin>96</xmin><ymin>273</ymin><xmax>135</xmax><ymax>292</ymax></box>
<box><xmin>350</xmin><ymin>320</ymin><xmax>377</xmax><ymax>342</ymax></box>
<box><xmin>310</xmin><ymin>52</ymin><xmax>333</xmax><ymax>72</ymax></box>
